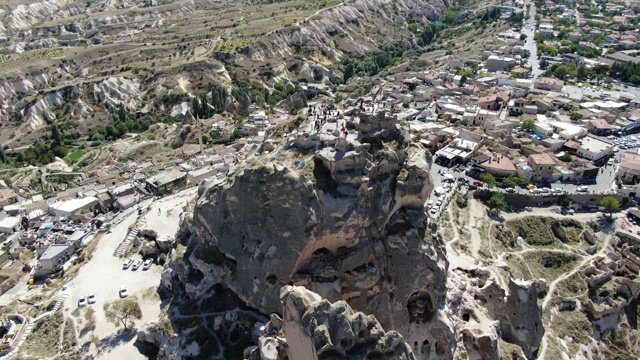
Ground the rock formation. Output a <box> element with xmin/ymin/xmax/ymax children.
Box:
<box><xmin>245</xmin><ymin>285</ymin><xmax>416</xmax><ymax>360</ymax></box>
<box><xmin>161</xmin><ymin>111</ymin><xmax>459</xmax><ymax>359</ymax></box>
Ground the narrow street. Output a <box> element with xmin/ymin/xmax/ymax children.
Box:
<box><xmin>522</xmin><ymin>0</ymin><xmax>543</xmax><ymax>88</ymax></box>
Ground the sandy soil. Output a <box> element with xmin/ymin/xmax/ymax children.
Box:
<box><xmin>60</xmin><ymin>187</ymin><xmax>198</xmax><ymax>359</ymax></box>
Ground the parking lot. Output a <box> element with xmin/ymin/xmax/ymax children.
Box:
<box><xmin>61</xmin><ymin>187</ymin><xmax>197</xmax><ymax>359</ymax></box>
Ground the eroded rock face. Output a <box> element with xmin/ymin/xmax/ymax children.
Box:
<box><xmin>174</xmin><ymin>114</ymin><xmax>454</xmax><ymax>359</ymax></box>
<box><xmin>247</xmin><ymin>286</ymin><xmax>416</xmax><ymax>360</ymax></box>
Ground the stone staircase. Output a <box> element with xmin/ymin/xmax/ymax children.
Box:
<box><xmin>1</xmin><ymin>292</ymin><xmax>68</xmax><ymax>359</ymax></box>
<box><xmin>114</xmin><ymin>217</ymin><xmax>146</xmax><ymax>258</ymax></box>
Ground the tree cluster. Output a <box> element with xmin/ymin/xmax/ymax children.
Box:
<box><xmin>610</xmin><ymin>61</ymin><xmax>640</xmax><ymax>86</ymax></box>
<box><xmin>342</xmin><ymin>44</ymin><xmax>405</xmax><ymax>83</ymax></box>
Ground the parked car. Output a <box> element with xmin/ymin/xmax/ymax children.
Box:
<box><xmin>429</xmin><ymin>208</ymin><xmax>438</xmax><ymax>215</ymax></box>
<box><xmin>552</xmin><ymin>188</ymin><xmax>563</xmax><ymax>194</ymax></box>
<box><xmin>122</xmin><ymin>258</ymin><xmax>133</xmax><ymax>270</ymax></box>
<box><xmin>119</xmin><ymin>286</ymin><xmax>129</xmax><ymax>298</ymax></box>
<box><xmin>143</xmin><ymin>258</ymin><xmax>153</xmax><ymax>271</ymax></box>
<box><xmin>577</xmin><ymin>186</ymin><xmax>588</xmax><ymax>192</ymax></box>
<box><xmin>506</xmin><ymin>187</ymin><xmax>516</xmax><ymax>193</ymax></box>
<box><xmin>78</xmin><ymin>296</ymin><xmax>87</xmax><ymax>307</ymax></box>
<box><xmin>131</xmin><ymin>259</ymin><xmax>143</xmax><ymax>271</ymax></box>
<box><xmin>472</xmin><ymin>181</ymin><xmax>484</xmax><ymax>187</ymax></box>
<box><xmin>540</xmin><ymin>187</ymin><xmax>550</xmax><ymax>193</ymax></box>
<box><xmin>87</xmin><ymin>292</ymin><xmax>96</xmax><ymax>304</ymax></box>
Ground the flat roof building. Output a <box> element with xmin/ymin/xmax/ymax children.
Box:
<box><xmin>577</xmin><ymin>136</ymin><xmax>613</xmax><ymax>162</ymax></box>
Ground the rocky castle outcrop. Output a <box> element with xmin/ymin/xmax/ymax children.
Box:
<box><xmin>163</xmin><ymin>111</ymin><xmax>459</xmax><ymax>358</ymax></box>
<box><xmin>145</xmin><ymin>110</ymin><xmax>546</xmax><ymax>359</ymax></box>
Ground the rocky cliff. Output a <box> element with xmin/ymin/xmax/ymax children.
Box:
<box><xmin>246</xmin><ymin>285</ymin><xmax>416</xmax><ymax>360</ymax></box>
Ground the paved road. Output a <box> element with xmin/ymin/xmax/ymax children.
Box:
<box><xmin>522</xmin><ymin>0</ymin><xmax>542</xmax><ymax>87</ymax></box>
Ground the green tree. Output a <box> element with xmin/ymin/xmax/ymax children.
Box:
<box><xmin>577</xmin><ymin>65</ymin><xmax>589</xmax><ymax>80</ymax></box>
<box><xmin>459</xmin><ymin>74</ymin><xmax>468</xmax><ymax>86</ymax></box>
<box><xmin>479</xmin><ymin>173</ymin><xmax>497</xmax><ymax>187</ymax></box>
<box><xmin>540</xmin><ymin>58</ymin><xmax>550</xmax><ymax>69</ymax></box>
<box><xmin>103</xmin><ymin>298</ymin><xmax>143</xmax><ymax>331</ymax></box>
<box><xmin>343</xmin><ymin>63</ymin><xmax>355</xmax><ymax>84</ymax></box>
<box><xmin>51</xmin><ymin>124</ymin><xmax>63</xmax><ymax>147</ymax></box>
<box><xmin>559</xmin><ymin>153</ymin><xmax>572</xmax><ymax>162</ymax></box>
<box><xmin>500</xmin><ymin>176</ymin><xmax>529</xmax><ymax>188</ymax></box>
<box><xmin>600</xmin><ymin>196</ymin><xmax>620</xmax><ymax>219</ymax></box>
<box><xmin>488</xmin><ymin>192</ymin><xmax>508</xmax><ymax>215</ymax></box>
<box><xmin>558</xmin><ymin>196</ymin><xmax>572</xmax><ymax>208</ymax></box>
<box><xmin>211</xmin><ymin>84</ymin><xmax>227</xmax><ymax>114</ymax></box>
<box><xmin>570</xmin><ymin>112</ymin><xmax>583</xmax><ymax>121</ymax></box>
<box><xmin>522</xmin><ymin>119</ymin><xmax>535</xmax><ymax>131</ymax></box>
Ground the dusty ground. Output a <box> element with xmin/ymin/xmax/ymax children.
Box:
<box><xmin>60</xmin><ymin>187</ymin><xmax>197</xmax><ymax>359</ymax></box>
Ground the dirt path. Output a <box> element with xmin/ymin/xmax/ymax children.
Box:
<box><xmin>442</xmin><ymin>205</ymin><xmax>477</xmax><ymax>270</ymax></box>
<box><xmin>468</xmin><ymin>199</ymin><xmax>485</xmax><ymax>257</ymax></box>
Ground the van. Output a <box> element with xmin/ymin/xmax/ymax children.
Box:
<box><xmin>1</xmin><ymin>239</ymin><xmax>12</xmax><ymax>248</ymax></box>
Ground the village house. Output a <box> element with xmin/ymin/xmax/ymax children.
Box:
<box><xmin>476</xmin><ymin>153</ymin><xmax>517</xmax><ymax>178</ymax></box>
<box><xmin>576</xmin><ymin>135</ymin><xmax>614</xmax><ymax>162</ymax></box>
<box><xmin>541</xmin><ymin>138</ymin><xmax>565</xmax><ymax>152</ymax></box>
<box><xmin>145</xmin><ymin>170</ymin><xmax>187</xmax><ymax>194</ymax></box>
<box><xmin>618</xmin><ymin>150</ymin><xmax>640</xmax><ymax>183</ymax></box>
<box><xmin>534</xmin><ymin>77</ymin><xmax>565</xmax><ymax>92</ymax></box>
<box><xmin>528</xmin><ymin>152</ymin><xmax>557</xmax><ymax>182</ymax></box>
<box><xmin>35</xmin><ymin>244</ymin><xmax>75</xmax><ymax>277</ymax></box>
<box><xmin>486</xmin><ymin>55</ymin><xmax>516</xmax><ymax>72</ymax></box>
<box><xmin>478</xmin><ymin>93</ymin><xmax>509</xmax><ymax>111</ymax></box>
<box><xmin>587</xmin><ymin>119</ymin><xmax>615</xmax><ymax>136</ymax></box>
<box><xmin>49</xmin><ymin>197</ymin><xmax>100</xmax><ymax>218</ymax></box>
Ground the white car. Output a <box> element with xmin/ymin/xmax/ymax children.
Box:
<box><xmin>131</xmin><ymin>259</ymin><xmax>143</xmax><ymax>271</ymax></box>
<box><xmin>119</xmin><ymin>286</ymin><xmax>129</xmax><ymax>298</ymax></box>
<box><xmin>87</xmin><ymin>292</ymin><xmax>96</xmax><ymax>304</ymax></box>
<box><xmin>143</xmin><ymin>258</ymin><xmax>153</xmax><ymax>271</ymax></box>
<box><xmin>577</xmin><ymin>186</ymin><xmax>588</xmax><ymax>192</ymax></box>
<box><xmin>552</xmin><ymin>188</ymin><xmax>563</xmax><ymax>194</ymax></box>
<box><xmin>429</xmin><ymin>208</ymin><xmax>438</xmax><ymax>215</ymax></box>
<box><xmin>122</xmin><ymin>258</ymin><xmax>133</xmax><ymax>270</ymax></box>
<box><xmin>506</xmin><ymin>187</ymin><xmax>516</xmax><ymax>193</ymax></box>
<box><xmin>78</xmin><ymin>296</ymin><xmax>87</xmax><ymax>307</ymax></box>
<box><xmin>540</xmin><ymin>187</ymin><xmax>550</xmax><ymax>193</ymax></box>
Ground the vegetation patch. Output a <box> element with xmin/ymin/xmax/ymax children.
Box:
<box><xmin>21</xmin><ymin>311</ymin><xmax>63</xmax><ymax>358</ymax></box>
<box><xmin>505</xmin><ymin>217</ymin><xmax>583</xmax><ymax>247</ymax></box>
<box><xmin>506</xmin><ymin>217</ymin><xmax>556</xmax><ymax>246</ymax></box>
<box><xmin>62</xmin><ymin>318</ymin><xmax>77</xmax><ymax>352</ymax></box>
<box><xmin>520</xmin><ymin>251</ymin><xmax>580</xmax><ymax>280</ymax></box>
<box><xmin>552</xmin><ymin>310</ymin><xmax>593</xmax><ymax>348</ymax></box>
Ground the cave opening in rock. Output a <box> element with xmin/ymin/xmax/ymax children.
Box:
<box><xmin>266</xmin><ymin>272</ymin><xmax>277</xmax><ymax>285</ymax></box>
<box><xmin>407</xmin><ymin>290</ymin><xmax>435</xmax><ymax>323</ymax></box>
<box><xmin>421</xmin><ymin>339</ymin><xmax>430</xmax><ymax>355</ymax></box>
